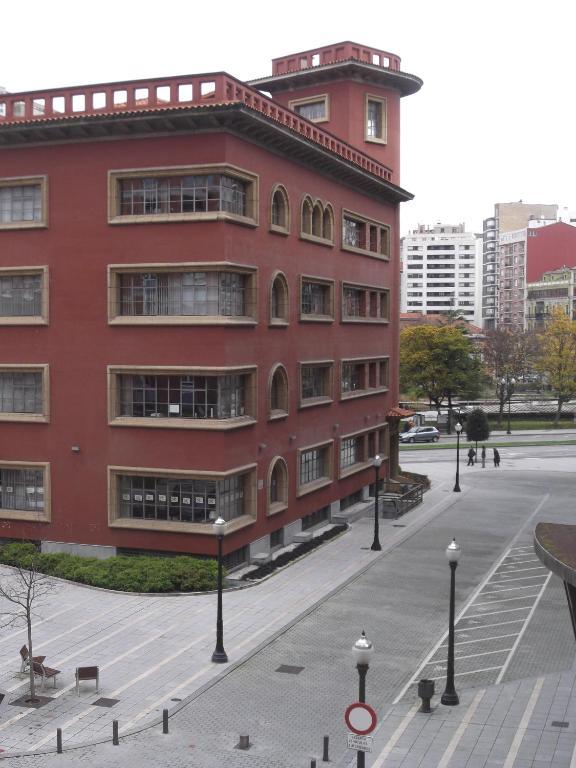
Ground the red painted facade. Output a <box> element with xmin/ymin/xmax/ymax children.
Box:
<box><xmin>0</xmin><ymin>43</ymin><xmax>421</xmax><ymax>563</ymax></box>
<box><xmin>526</xmin><ymin>222</ymin><xmax>576</xmax><ymax>283</ymax></box>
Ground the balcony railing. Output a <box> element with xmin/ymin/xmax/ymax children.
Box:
<box><xmin>271</xmin><ymin>42</ymin><xmax>401</xmax><ymax>75</ymax></box>
<box><xmin>0</xmin><ymin>73</ymin><xmax>393</xmax><ymax>182</ymax></box>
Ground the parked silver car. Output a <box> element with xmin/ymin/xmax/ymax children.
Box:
<box><xmin>400</xmin><ymin>426</ymin><xmax>440</xmax><ymax>444</ymax></box>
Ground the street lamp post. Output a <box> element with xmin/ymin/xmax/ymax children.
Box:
<box><xmin>500</xmin><ymin>376</ymin><xmax>516</xmax><ymax>435</ymax></box>
<box><xmin>352</xmin><ymin>631</ymin><xmax>374</xmax><ymax>768</ymax></box>
<box><xmin>371</xmin><ymin>455</ymin><xmax>383</xmax><ymax>551</ymax></box>
<box><xmin>211</xmin><ymin>516</ymin><xmax>228</xmax><ymax>664</ymax></box>
<box><xmin>441</xmin><ymin>538</ymin><xmax>461</xmax><ymax>706</ymax></box>
<box><xmin>453</xmin><ymin>422</ymin><xmax>462</xmax><ymax>493</ymax></box>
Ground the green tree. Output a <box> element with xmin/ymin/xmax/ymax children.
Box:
<box><xmin>535</xmin><ymin>308</ymin><xmax>576</xmax><ymax>425</ymax></box>
<box><xmin>483</xmin><ymin>329</ymin><xmax>533</xmax><ymax>427</ymax></box>
<box><xmin>464</xmin><ymin>408</ymin><xmax>490</xmax><ymax>460</ymax></box>
<box><xmin>400</xmin><ymin>325</ymin><xmax>484</xmax><ymax>432</ymax></box>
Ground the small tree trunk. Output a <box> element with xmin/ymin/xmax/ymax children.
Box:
<box><xmin>27</xmin><ymin>608</ymin><xmax>37</xmax><ymax>701</ymax></box>
<box><xmin>497</xmin><ymin>397</ymin><xmax>504</xmax><ymax>429</ymax></box>
<box><xmin>554</xmin><ymin>397</ymin><xmax>563</xmax><ymax>427</ymax></box>
<box><xmin>446</xmin><ymin>392</ymin><xmax>453</xmax><ymax>435</ymax></box>
<box><xmin>475</xmin><ymin>440</ymin><xmax>478</xmax><ymax>463</ymax></box>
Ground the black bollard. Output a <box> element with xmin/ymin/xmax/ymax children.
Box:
<box><xmin>112</xmin><ymin>720</ymin><xmax>119</xmax><ymax>745</ymax></box>
<box><xmin>311</xmin><ymin>760</ymin><xmax>317</xmax><ymax>768</ymax></box>
<box><xmin>56</xmin><ymin>728</ymin><xmax>62</xmax><ymax>754</ymax></box>
<box><xmin>322</xmin><ymin>735</ymin><xmax>330</xmax><ymax>761</ymax></box>
<box><xmin>162</xmin><ymin>708</ymin><xmax>169</xmax><ymax>734</ymax></box>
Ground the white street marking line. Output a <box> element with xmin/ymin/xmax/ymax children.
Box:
<box><xmin>443</xmin><ymin>632</ymin><xmax>520</xmax><ymax>648</ymax></box>
<box><xmin>481</xmin><ymin>584</ymin><xmax>546</xmax><ymax>595</ymax></box>
<box><xmin>394</xmin><ymin>493</ymin><xmax>549</xmax><ymax>705</ymax></box>
<box><xmin>472</xmin><ymin>594</ymin><xmax>540</xmax><ymax>607</ymax></box>
<box><xmin>495</xmin><ymin>574</ymin><xmax>552</xmax><ymax>684</ymax></box>
<box><xmin>436</xmin><ymin>690</ymin><xmax>486</xmax><ymax>768</ymax></box>
<box><xmin>500</xmin><ymin>558</ymin><xmax>540</xmax><ymax>565</ymax></box>
<box><xmin>509</xmin><ymin>546</ymin><xmax>534</xmax><ymax>551</ymax></box>
<box><xmin>370</xmin><ymin>703</ymin><xmax>420</xmax><ymax>768</ymax></box>
<box><xmin>471</xmin><ymin>606</ymin><xmax>531</xmax><ymax>617</ymax></box>
<box><xmin>502</xmin><ymin>678</ymin><xmax>544</xmax><ymax>768</ymax></box>
<box><xmin>415</xmin><ymin>665</ymin><xmax>504</xmax><ymax>683</ymax></box>
<box><xmin>425</xmin><ymin>647</ymin><xmax>513</xmax><ymax>666</ymax></box>
<box><xmin>455</xmin><ymin>619</ymin><xmax>525</xmax><ymax>633</ymax></box>
<box><xmin>490</xmin><ymin>574</ymin><xmax>547</xmax><ymax>585</ymax></box>
<box><xmin>493</xmin><ymin>566</ymin><xmax>546</xmax><ymax>576</ymax></box>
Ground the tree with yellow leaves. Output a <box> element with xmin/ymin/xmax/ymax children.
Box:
<box><xmin>536</xmin><ymin>308</ymin><xmax>576</xmax><ymax>425</ymax></box>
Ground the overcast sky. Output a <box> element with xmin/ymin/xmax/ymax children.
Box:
<box><xmin>2</xmin><ymin>0</ymin><xmax>574</xmax><ymax>235</ymax></box>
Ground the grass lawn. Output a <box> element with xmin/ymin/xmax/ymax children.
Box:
<box><xmin>486</xmin><ymin>419</ymin><xmax>575</xmax><ymax>430</ymax></box>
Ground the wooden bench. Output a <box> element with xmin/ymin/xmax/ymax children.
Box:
<box><xmin>75</xmin><ymin>666</ymin><xmax>99</xmax><ymax>695</ymax></box>
<box><xmin>19</xmin><ymin>645</ymin><xmax>46</xmax><ymax>674</ymax></box>
<box><xmin>31</xmin><ymin>661</ymin><xmax>61</xmax><ymax>690</ymax></box>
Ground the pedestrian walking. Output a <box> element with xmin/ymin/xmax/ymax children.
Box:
<box><xmin>481</xmin><ymin>446</ymin><xmax>486</xmax><ymax>468</ymax></box>
<box><xmin>493</xmin><ymin>448</ymin><xmax>500</xmax><ymax>467</ymax></box>
<box><xmin>467</xmin><ymin>446</ymin><xmax>476</xmax><ymax>466</ymax></box>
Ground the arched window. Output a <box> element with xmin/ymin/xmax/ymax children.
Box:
<box><xmin>270</xmin><ymin>272</ymin><xmax>289</xmax><ymax>325</ymax></box>
<box><xmin>301</xmin><ymin>196</ymin><xmax>313</xmax><ymax>235</ymax></box>
<box><xmin>268</xmin><ymin>457</ymin><xmax>288</xmax><ymax>514</ymax></box>
<box><xmin>300</xmin><ymin>196</ymin><xmax>334</xmax><ymax>245</ymax></box>
<box><xmin>312</xmin><ymin>203</ymin><xmax>323</xmax><ymax>238</ymax></box>
<box><xmin>269</xmin><ymin>364</ymin><xmax>288</xmax><ymax>418</ymax></box>
<box><xmin>270</xmin><ymin>185</ymin><xmax>289</xmax><ymax>233</ymax></box>
<box><xmin>322</xmin><ymin>205</ymin><xmax>334</xmax><ymax>241</ymax></box>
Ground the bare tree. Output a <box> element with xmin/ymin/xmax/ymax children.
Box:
<box><xmin>0</xmin><ymin>554</ymin><xmax>57</xmax><ymax>701</ymax></box>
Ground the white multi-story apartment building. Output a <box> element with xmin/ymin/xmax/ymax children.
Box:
<box><xmin>401</xmin><ymin>223</ymin><xmax>481</xmax><ymax>325</ymax></box>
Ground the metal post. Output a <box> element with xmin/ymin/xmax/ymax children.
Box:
<box><xmin>212</xmin><ymin>533</ymin><xmax>228</xmax><ymax>663</ymax></box>
<box><xmin>441</xmin><ymin>561</ymin><xmax>459</xmax><ymax>705</ymax></box>
<box><xmin>371</xmin><ymin>463</ymin><xmax>382</xmax><ymax>551</ymax></box>
<box><xmin>311</xmin><ymin>760</ymin><xmax>317</xmax><ymax>768</ymax></box>
<box><xmin>507</xmin><ymin>379</ymin><xmax>512</xmax><ymax>435</ymax></box>
<box><xmin>356</xmin><ymin>663</ymin><xmax>368</xmax><ymax>768</ymax></box>
<box><xmin>56</xmin><ymin>728</ymin><xmax>62</xmax><ymax>754</ymax></box>
<box><xmin>322</xmin><ymin>735</ymin><xmax>329</xmax><ymax>762</ymax></box>
<box><xmin>453</xmin><ymin>430</ymin><xmax>461</xmax><ymax>493</ymax></box>
<box><xmin>162</xmin><ymin>708</ymin><xmax>169</xmax><ymax>734</ymax></box>
<box><xmin>112</xmin><ymin>720</ymin><xmax>119</xmax><ymax>745</ymax></box>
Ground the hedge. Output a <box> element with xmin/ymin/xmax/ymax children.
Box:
<box><xmin>0</xmin><ymin>542</ymin><xmax>219</xmax><ymax>593</ymax></box>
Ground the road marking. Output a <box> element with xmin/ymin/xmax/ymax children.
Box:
<box><xmin>370</xmin><ymin>703</ymin><xmax>420</xmax><ymax>768</ymax></box>
<box><xmin>472</xmin><ymin>594</ymin><xmax>540</xmax><ymax>607</ymax></box>
<box><xmin>425</xmin><ymin>647</ymin><xmax>513</xmax><ymax>666</ymax></box>
<box><xmin>455</xmin><ymin>618</ymin><xmax>525</xmax><ymax>633</ymax></box>
<box><xmin>495</xmin><ymin>573</ymin><xmax>552</xmax><ymax>684</ymax></box>
<box><xmin>443</xmin><ymin>632</ymin><xmax>520</xmax><ymax>647</ymax></box>
<box><xmin>421</xmin><ymin>665</ymin><xmax>503</xmax><ymax>682</ymax></box>
<box><xmin>493</xmin><ymin>566</ymin><xmax>546</xmax><ymax>576</ymax></box>
<box><xmin>436</xmin><ymin>690</ymin><xmax>486</xmax><ymax>768</ymax></box>
<box><xmin>490</xmin><ymin>574</ymin><xmax>547</xmax><ymax>585</ymax></box>
<box><xmin>502</xmin><ymin>678</ymin><xmax>544</xmax><ymax>768</ymax></box>
<box><xmin>481</xmin><ymin>584</ymin><xmax>545</xmax><ymax>595</ymax></box>
<box><xmin>499</xmin><ymin>558</ymin><xmax>540</xmax><ymax>566</ymax></box>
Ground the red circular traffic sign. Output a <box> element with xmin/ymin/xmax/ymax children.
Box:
<box><xmin>344</xmin><ymin>702</ymin><xmax>377</xmax><ymax>735</ymax></box>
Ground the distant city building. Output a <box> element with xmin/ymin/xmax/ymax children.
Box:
<box><xmin>400</xmin><ymin>223</ymin><xmax>481</xmax><ymax>324</ymax></box>
<box><xmin>525</xmin><ymin>266</ymin><xmax>576</xmax><ymax>331</ymax></box>
<box><xmin>482</xmin><ymin>202</ymin><xmax>558</xmax><ymax>330</ymax></box>
<box><xmin>497</xmin><ymin>221</ymin><xmax>576</xmax><ymax>331</ymax></box>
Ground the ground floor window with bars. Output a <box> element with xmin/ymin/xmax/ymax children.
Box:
<box><xmin>118</xmin><ymin>373</ymin><xmax>247</xmax><ymax>420</ymax></box>
<box><xmin>0</xmin><ymin>274</ymin><xmax>43</xmax><ymax>317</ymax></box>
<box><xmin>117</xmin><ymin>473</ymin><xmax>245</xmax><ymax>524</ymax></box>
<box><xmin>0</xmin><ymin>371</ymin><xmax>43</xmax><ymax>414</ymax></box>
<box><xmin>0</xmin><ymin>467</ymin><xmax>44</xmax><ymax>511</ymax></box>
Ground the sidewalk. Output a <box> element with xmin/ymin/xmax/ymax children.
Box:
<box><xmin>0</xmin><ymin>475</ymin><xmax>457</xmax><ymax>758</ymax></box>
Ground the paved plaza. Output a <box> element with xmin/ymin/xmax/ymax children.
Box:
<box><xmin>0</xmin><ymin>442</ymin><xmax>575</xmax><ymax>766</ymax></box>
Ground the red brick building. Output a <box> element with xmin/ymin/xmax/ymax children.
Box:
<box><xmin>0</xmin><ymin>42</ymin><xmax>421</xmax><ymax>566</ymax></box>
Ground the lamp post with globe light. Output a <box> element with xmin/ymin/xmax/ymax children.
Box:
<box><xmin>211</xmin><ymin>516</ymin><xmax>228</xmax><ymax>664</ymax></box>
<box><xmin>453</xmin><ymin>423</ymin><xmax>462</xmax><ymax>493</ymax></box>
<box><xmin>352</xmin><ymin>631</ymin><xmax>374</xmax><ymax>768</ymax></box>
<box><xmin>441</xmin><ymin>538</ymin><xmax>461</xmax><ymax>705</ymax></box>
<box><xmin>371</xmin><ymin>455</ymin><xmax>383</xmax><ymax>551</ymax></box>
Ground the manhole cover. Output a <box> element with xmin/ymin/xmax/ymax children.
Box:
<box><xmin>92</xmin><ymin>698</ymin><xmax>120</xmax><ymax>708</ymax></box>
<box><xmin>171</xmin><ymin>698</ymin><xmax>182</xmax><ymax>702</ymax></box>
<box><xmin>276</xmin><ymin>665</ymin><xmax>304</xmax><ymax>675</ymax></box>
<box><xmin>551</xmin><ymin>721</ymin><xmax>569</xmax><ymax>728</ymax></box>
<box><xmin>393</xmin><ymin>524</ymin><xmax>406</xmax><ymax>528</ymax></box>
